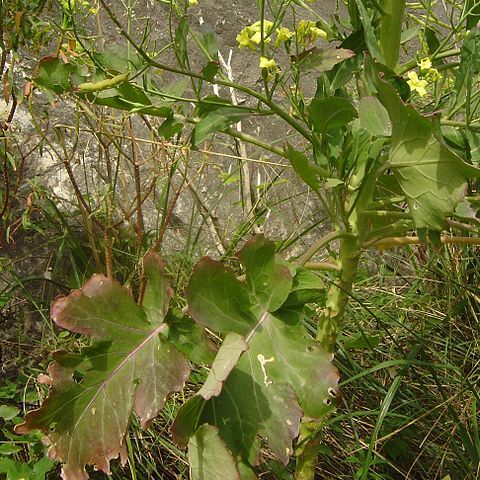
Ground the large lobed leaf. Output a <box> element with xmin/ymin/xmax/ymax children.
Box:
<box><xmin>15</xmin><ymin>253</ymin><xmax>195</xmax><ymax>480</ymax></box>
<box><xmin>172</xmin><ymin>236</ymin><xmax>340</xmax><ymax>479</ymax></box>
<box><xmin>372</xmin><ymin>62</ymin><xmax>480</xmax><ymax>231</ymax></box>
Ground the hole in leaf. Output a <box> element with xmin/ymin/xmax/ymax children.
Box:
<box><xmin>73</xmin><ymin>371</ymin><xmax>85</xmax><ymax>384</ymax></box>
<box><xmin>323</xmin><ymin>398</ymin><xmax>332</xmax><ymax>406</ymax></box>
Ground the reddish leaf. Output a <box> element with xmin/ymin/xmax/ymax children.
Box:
<box><xmin>15</xmin><ymin>253</ymin><xmax>190</xmax><ymax>480</ymax></box>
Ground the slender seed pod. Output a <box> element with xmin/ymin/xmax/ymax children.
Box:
<box><xmin>78</xmin><ymin>72</ymin><xmax>129</xmax><ymax>92</ymax></box>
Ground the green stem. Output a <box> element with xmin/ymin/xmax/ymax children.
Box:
<box><xmin>295</xmin><ymin>168</ymin><xmax>374</xmax><ymax>478</ymax></box>
<box><xmin>316</xmin><ymin>235</ymin><xmax>361</xmax><ymax>351</ymax></box>
<box><xmin>303</xmin><ymin>261</ymin><xmax>341</xmax><ymax>272</ymax></box>
<box><xmin>294</xmin><ymin>423</ymin><xmax>322</xmax><ymax>480</ymax></box>
<box><xmin>295</xmin><ymin>235</ymin><xmax>362</xmax><ymax>480</ymax></box>
<box><xmin>396</xmin><ymin>48</ymin><xmax>460</xmax><ymax>75</ymax></box>
<box><xmin>379</xmin><ymin>0</ymin><xmax>406</xmax><ymax>69</ymax></box>
<box><xmin>295</xmin><ymin>231</ymin><xmax>355</xmax><ymax>267</ymax></box>
<box><xmin>364</xmin><ymin>235</ymin><xmax>480</xmax><ymax>249</ymax></box>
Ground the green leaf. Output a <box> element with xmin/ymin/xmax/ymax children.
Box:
<box><xmin>198</xmin><ymin>333</ymin><xmax>248</xmax><ymax>400</ymax></box>
<box><xmin>186</xmin><ymin>258</ymin><xmax>256</xmax><ymax>337</ymax></box>
<box><xmin>32</xmin><ymin>457</ymin><xmax>56</xmax><ymax>480</ymax></box>
<box><xmin>309</xmin><ymin>97</ymin><xmax>357</xmax><ymax>135</ymax></box>
<box><xmin>0</xmin><ymin>457</ymin><xmax>54</xmax><ymax>480</ymax></box>
<box><xmin>329</xmin><ymin>31</ymin><xmax>365</xmax><ymax>91</ymax></box>
<box><xmin>15</xmin><ymin>253</ymin><xmax>191</xmax><ymax>479</ymax></box>
<box><xmin>0</xmin><ymin>381</ymin><xmax>17</xmax><ymax>400</ymax></box>
<box><xmin>355</xmin><ymin>0</ymin><xmax>382</xmax><ymax>60</ymax></box>
<box><xmin>292</xmin><ymin>48</ymin><xmax>355</xmax><ymax>74</ymax></box>
<box><xmin>35</xmin><ymin>56</ymin><xmax>76</xmax><ymax>94</ymax></box>
<box><xmin>192</xmin><ymin>96</ymin><xmax>251</xmax><ymax>146</ymax></box>
<box><xmin>199</xmin><ymin>25</ymin><xmax>219</xmax><ymax>80</ymax></box>
<box><xmin>239</xmin><ymin>235</ymin><xmax>292</xmax><ymax>312</ymax></box>
<box><xmin>358</xmin><ymin>96</ymin><xmax>391</xmax><ymax>137</ymax></box>
<box><xmin>175</xmin><ymin>18</ymin><xmax>189</xmax><ymax>68</ymax></box>
<box><xmin>284</xmin><ymin>144</ymin><xmax>326</xmax><ymax>194</ymax></box>
<box><xmin>400</xmin><ymin>27</ymin><xmax>420</xmax><ymax>44</ymax></box>
<box><xmin>425</xmin><ymin>27</ymin><xmax>440</xmax><ymax>55</ymax></box>
<box><xmin>172</xmin><ymin>236</ymin><xmax>340</xmax><ymax>475</ymax></box>
<box><xmin>188</xmin><ymin>425</ymin><xmax>240</xmax><ymax>480</ymax></box>
<box><xmin>373</xmin><ymin>63</ymin><xmax>480</xmax><ymax>231</ymax></box>
<box><xmin>325</xmin><ymin>178</ymin><xmax>345</xmax><ymax>188</ymax></box>
<box><xmin>0</xmin><ymin>444</ymin><xmax>22</xmax><ymax>455</ymax></box>
<box><xmin>202</xmin><ymin>61</ymin><xmax>220</xmax><ymax>81</ymax></box>
<box><xmin>158</xmin><ymin>112</ymin><xmax>184</xmax><ymax>139</ymax></box>
<box><xmin>455</xmin><ymin>29</ymin><xmax>480</xmax><ymax>100</ymax></box>
<box><xmin>466</xmin><ymin>130</ymin><xmax>480</xmax><ymax>163</ymax></box>
<box><xmin>165</xmin><ymin>308</ymin><xmax>217</xmax><ymax>365</ymax></box>
<box><xmin>283</xmin><ymin>268</ymin><xmax>326</xmax><ymax>307</ymax></box>
<box><xmin>0</xmin><ymin>405</ymin><xmax>19</xmax><ymax>420</ymax></box>
<box><xmin>93</xmin><ymin>47</ymin><xmax>145</xmax><ymax>73</ymax></box>
<box><xmin>466</xmin><ymin>0</ymin><xmax>480</xmax><ymax>29</ymax></box>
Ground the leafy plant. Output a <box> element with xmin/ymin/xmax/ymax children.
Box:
<box><xmin>11</xmin><ymin>0</ymin><xmax>480</xmax><ymax>479</ymax></box>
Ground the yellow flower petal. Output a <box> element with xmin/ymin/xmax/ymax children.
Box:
<box><xmin>275</xmin><ymin>27</ymin><xmax>294</xmax><ymax>47</ymax></box>
<box><xmin>259</xmin><ymin>56</ymin><xmax>277</xmax><ymax>70</ymax></box>
<box><xmin>419</xmin><ymin>57</ymin><xmax>432</xmax><ymax>70</ymax></box>
<box><xmin>407</xmin><ymin>71</ymin><xmax>428</xmax><ymax>97</ymax></box>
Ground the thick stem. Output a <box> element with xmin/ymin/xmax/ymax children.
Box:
<box><xmin>316</xmin><ymin>235</ymin><xmax>361</xmax><ymax>352</ymax></box>
<box><xmin>295</xmin><ymin>235</ymin><xmax>362</xmax><ymax>480</ymax></box>
<box><xmin>379</xmin><ymin>0</ymin><xmax>406</xmax><ymax>69</ymax></box>
<box><xmin>294</xmin><ymin>423</ymin><xmax>322</xmax><ymax>480</ymax></box>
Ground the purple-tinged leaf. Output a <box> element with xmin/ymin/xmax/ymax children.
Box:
<box><xmin>15</xmin><ymin>253</ymin><xmax>190</xmax><ymax>480</ymax></box>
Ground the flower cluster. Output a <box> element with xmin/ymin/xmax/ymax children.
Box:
<box><xmin>259</xmin><ymin>56</ymin><xmax>279</xmax><ymax>78</ymax></box>
<box><xmin>236</xmin><ymin>19</ymin><xmax>327</xmax><ymax>78</ymax></box>
<box><xmin>406</xmin><ymin>57</ymin><xmax>440</xmax><ymax>97</ymax></box>
<box><xmin>295</xmin><ymin>20</ymin><xmax>327</xmax><ymax>47</ymax></box>
<box><xmin>237</xmin><ymin>20</ymin><xmax>326</xmax><ymax>51</ymax></box>
<box><xmin>236</xmin><ymin>20</ymin><xmax>276</xmax><ymax>50</ymax></box>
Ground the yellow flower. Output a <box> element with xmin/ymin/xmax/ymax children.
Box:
<box><xmin>250</xmin><ymin>31</ymin><xmax>263</xmax><ymax>45</ymax></box>
<box><xmin>418</xmin><ymin>57</ymin><xmax>440</xmax><ymax>82</ymax></box>
<box><xmin>296</xmin><ymin>20</ymin><xmax>327</xmax><ymax>47</ymax></box>
<box><xmin>310</xmin><ymin>26</ymin><xmax>327</xmax><ymax>39</ymax></box>
<box><xmin>419</xmin><ymin>57</ymin><xmax>432</xmax><ymax>70</ymax></box>
<box><xmin>407</xmin><ymin>71</ymin><xmax>428</xmax><ymax>97</ymax></box>
<box><xmin>236</xmin><ymin>20</ymin><xmax>274</xmax><ymax>50</ymax></box>
<box><xmin>259</xmin><ymin>56</ymin><xmax>278</xmax><ymax>70</ymax></box>
<box><xmin>236</xmin><ymin>27</ymin><xmax>256</xmax><ymax>50</ymax></box>
<box><xmin>428</xmin><ymin>68</ymin><xmax>440</xmax><ymax>81</ymax></box>
<box><xmin>189</xmin><ymin>0</ymin><xmax>198</xmax><ymax>5</ymax></box>
<box><xmin>275</xmin><ymin>27</ymin><xmax>294</xmax><ymax>47</ymax></box>
<box><xmin>259</xmin><ymin>56</ymin><xmax>280</xmax><ymax>79</ymax></box>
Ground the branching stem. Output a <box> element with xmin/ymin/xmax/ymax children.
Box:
<box><xmin>365</xmin><ymin>235</ymin><xmax>480</xmax><ymax>249</ymax></box>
